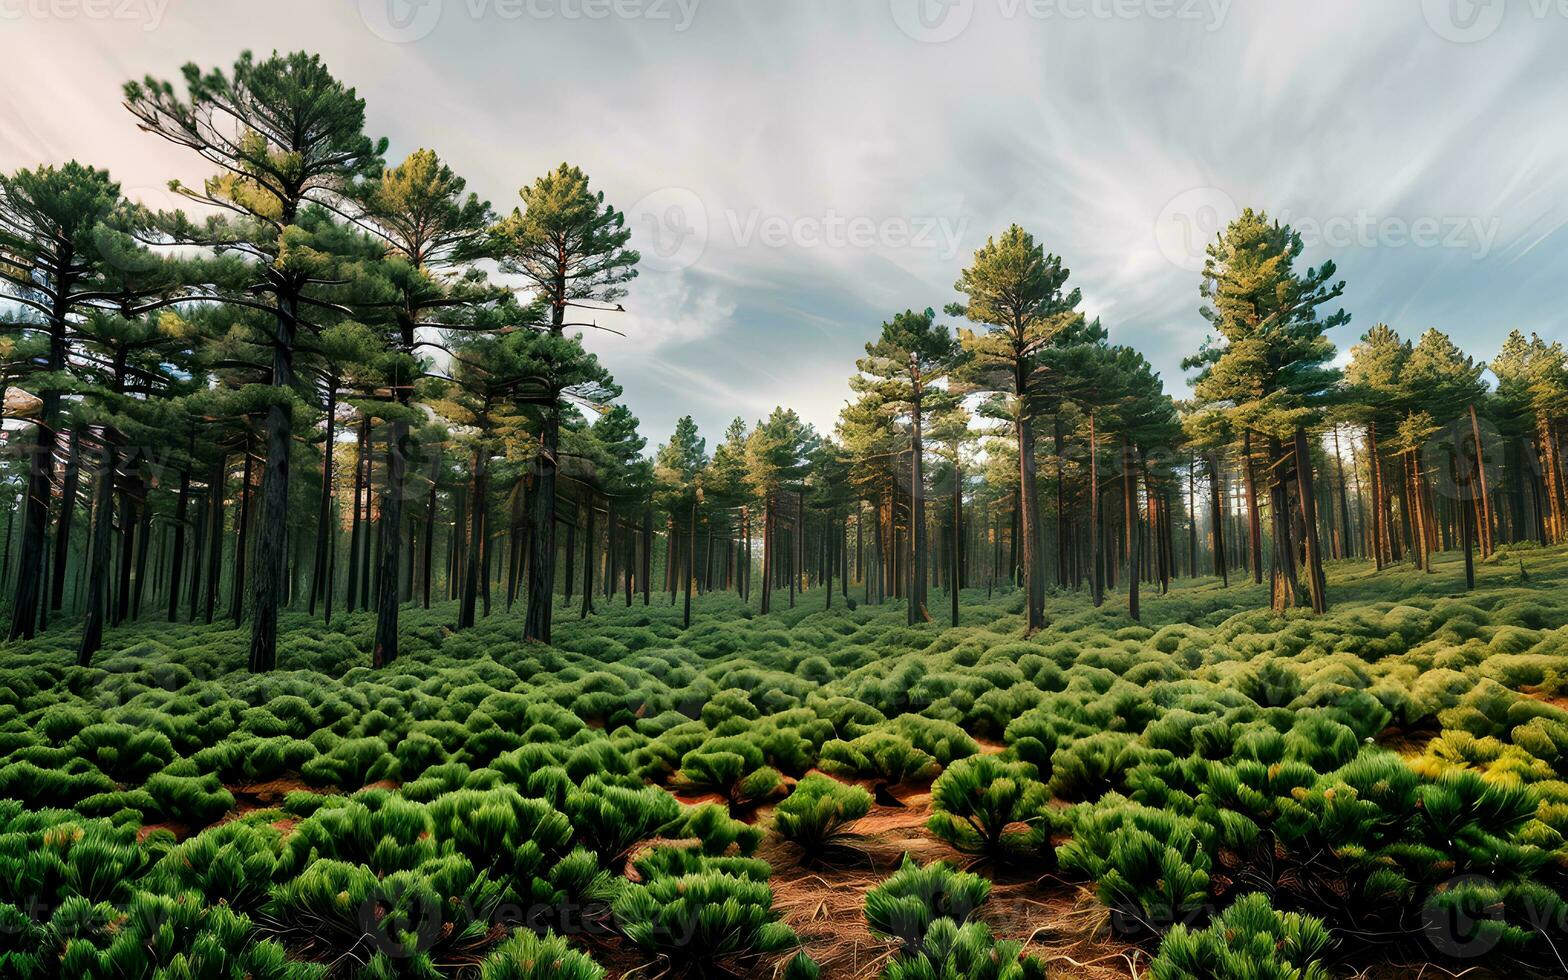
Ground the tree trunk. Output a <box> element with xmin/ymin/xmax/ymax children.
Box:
<box><xmin>524</xmin><ymin>408</ymin><xmax>560</xmax><ymax>643</ymax></box>
<box><xmin>580</xmin><ymin>496</ymin><xmax>596</xmax><ymax>620</ymax></box>
<box><xmin>310</xmin><ymin>381</ymin><xmax>337</xmax><ymax>617</ymax></box>
<box><xmin>422</xmin><ymin>480</ymin><xmax>436</xmax><ymax>609</ymax></box>
<box><xmin>760</xmin><ymin>494</ymin><xmax>774</xmax><ymax>614</ymax></box>
<box><xmin>683</xmin><ymin>502</ymin><xmax>695</xmax><ymax>628</ymax></box>
<box><xmin>168</xmin><ymin>451</ymin><xmax>192</xmax><ymax>622</ymax></box>
<box><xmin>460</xmin><ymin>447</ymin><xmax>487</xmax><ymax>629</ymax></box>
<box><xmin>1294</xmin><ymin>425</ymin><xmax>1328</xmax><ymax>613</ymax></box>
<box><xmin>1468</xmin><ymin>404</ymin><xmax>1494</xmax><ymax>558</ymax></box>
<box><xmin>643</xmin><ymin>507</ymin><xmax>653</xmax><ymax>606</ymax></box>
<box><xmin>50</xmin><ymin>426</ymin><xmax>81</xmax><ymax>612</ymax></box>
<box><xmin>1209</xmin><ymin>453</ymin><xmax>1229</xmax><ymax>586</ymax></box>
<box><xmin>951</xmin><ymin>461</ymin><xmax>961</xmax><ymax>627</ymax></box>
<box><xmin>1123</xmin><ymin>436</ymin><xmax>1139</xmax><ymax>621</ymax></box>
<box><xmin>374</xmin><ymin>407</ymin><xmax>410</xmax><ymax>664</ymax></box>
<box><xmin>204</xmin><ymin>454</ymin><xmax>226</xmax><ymax>625</ymax></box>
<box><xmin>1089</xmin><ymin>414</ymin><xmax>1103</xmax><ymax>607</ymax></box>
<box><xmin>248</xmin><ymin>293</ymin><xmax>297</xmax><ymax>674</ymax></box>
<box><xmin>1243</xmin><ymin>430</ymin><xmax>1262</xmax><ymax>584</ymax></box>
<box><xmin>230</xmin><ymin>438</ymin><xmax>254</xmax><ymax>623</ymax></box>
<box><xmin>1016</xmin><ymin>405</ymin><xmax>1044</xmax><ymax>631</ymax></box>
<box><xmin>77</xmin><ymin>437</ymin><xmax>117</xmax><ymax>664</ymax></box>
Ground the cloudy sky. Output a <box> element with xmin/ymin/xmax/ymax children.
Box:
<box><xmin>3</xmin><ymin>0</ymin><xmax>1565</xmax><ymax>447</ymax></box>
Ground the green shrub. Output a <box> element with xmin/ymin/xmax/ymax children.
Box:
<box><xmin>681</xmin><ymin>802</ymin><xmax>763</xmax><ymax>856</ymax></box>
<box><xmin>864</xmin><ymin>857</ymin><xmax>991</xmax><ymax>952</ymax></box>
<box><xmin>880</xmin><ymin>918</ymin><xmax>1047</xmax><ymax>980</ymax></box>
<box><xmin>926</xmin><ymin>756</ymin><xmax>1045</xmax><ymax>859</ymax></box>
<box><xmin>1056</xmin><ymin>799</ymin><xmax>1213</xmax><ymax>933</ymax></box>
<box><xmin>613</xmin><ymin>870</ymin><xmax>796</xmax><ymax>966</ymax></box>
<box><xmin>773</xmin><ymin>774</ymin><xmax>872</xmax><ymax>853</ymax></box>
<box><xmin>1151</xmin><ymin>892</ymin><xmax>1334</xmax><ymax>980</ymax></box>
<box><xmin>143</xmin><ymin>771</ymin><xmax>235</xmax><ymax>825</ymax></box>
<box><xmin>479</xmin><ymin>929</ymin><xmax>605</xmax><ymax>980</ymax></box>
<box><xmin>818</xmin><ymin>732</ymin><xmax>939</xmax><ymax>785</ymax></box>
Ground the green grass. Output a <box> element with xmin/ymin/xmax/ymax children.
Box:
<box><xmin>0</xmin><ymin>547</ymin><xmax>1566</xmax><ymax>976</ymax></box>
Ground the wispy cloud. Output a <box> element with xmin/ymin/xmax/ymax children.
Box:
<box><xmin>3</xmin><ymin>1</ymin><xmax>1565</xmax><ymax>446</ymax></box>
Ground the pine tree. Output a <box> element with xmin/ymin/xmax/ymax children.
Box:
<box><xmin>949</xmin><ymin>226</ymin><xmax>1082</xmax><ymax>632</ymax></box>
<box><xmin>125</xmin><ymin>50</ymin><xmax>387</xmax><ymax>671</ymax></box>
<box><xmin>493</xmin><ymin>164</ymin><xmax>638</xmax><ymax>644</ymax></box>
<box><xmin>1185</xmin><ymin>209</ymin><xmax>1346</xmax><ymax>614</ymax></box>
<box><xmin>852</xmin><ymin>308</ymin><xmax>963</xmax><ymax>623</ymax></box>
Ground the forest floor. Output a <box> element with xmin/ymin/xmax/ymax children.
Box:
<box><xmin>1</xmin><ymin>542</ymin><xmax>1565</xmax><ymax>978</ymax></box>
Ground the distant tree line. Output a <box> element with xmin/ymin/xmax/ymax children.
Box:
<box><xmin>1</xmin><ymin>51</ymin><xmax>1561</xmax><ymax>668</ymax></box>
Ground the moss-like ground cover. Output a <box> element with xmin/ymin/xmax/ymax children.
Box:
<box><xmin>2</xmin><ymin>547</ymin><xmax>1567</xmax><ymax>977</ymax></box>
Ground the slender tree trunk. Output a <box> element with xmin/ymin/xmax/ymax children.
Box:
<box><xmin>346</xmin><ymin>417</ymin><xmax>368</xmax><ymax>614</ymax></box>
<box><xmin>1123</xmin><ymin>436</ymin><xmax>1139</xmax><ymax>621</ymax></box>
<box><xmin>168</xmin><ymin>451</ymin><xmax>192</xmax><ymax>622</ymax></box>
<box><xmin>77</xmin><ymin>436</ymin><xmax>119</xmax><ymax>664</ymax></box>
<box><xmin>1268</xmin><ymin>437</ymin><xmax>1300</xmax><ymax>612</ymax></box>
<box><xmin>50</xmin><ymin>426</ymin><xmax>81</xmax><ymax>612</ymax></box>
<box><xmin>1209</xmin><ymin>454</ymin><xmax>1229</xmax><ymax>586</ymax></box>
<box><xmin>1243</xmin><ymin>430</ymin><xmax>1263</xmax><ymax>584</ymax></box>
<box><xmin>422</xmin><ymin>481</ymin><xmax>436</xmax><ymax>609</ymax></box>
<box><xmin>1089</xmin><ymin>414</ymin><xmax>1103</xmax><ymax>607</ymax></box>
<box><xmin>460</xmin><ymin>447</ymin><xmax>487</xmax><ymax>629</ymax></box>
<box><xmin>760</xmin><ymin>494</ymin><xmax>774</xmax><ymax>614</ymax></box>
<box><xmin>114</xmin><ymin>487</ymin><xmax>136</xmax><ymax>626</ymax></box>
<box><xmin>1294</xmin><ymin>425</ymin><xmax>1328</xmax><ymax>613</ymax></box>
<box><xmin>132</xmin><ymin>503</ymin><xmax>152</xmax><ymax>619</ymax></box>
<box><xmin>580</xmin><ymin>496</ymin><xmax>596</xmax><ymax>620</ymax></box>
<box><xmin>248</xmin><ymin>292</ymin><xmax>298</xmax><ymax>674</ymax></box>
<box><xmin>1332</xmin><ymin>426</ymin><xmax>1352</xmax><ymax>560</ymax></box>
<box><xmin>1468</xmin><ymin>404</ymin><xmax>1494</xmax><ymax>558</ymax></box>
<box><xmin>204</xmin><ymin>454</ymin><xmax>226</xmax><ymax>625</ymax></box>
<box><xmin>643</xmin><ymin>507</ymin><xmax>653</xmax><ymax>606</ymax></box>
<box><xmin>951</xmin><ymin>461</ymin><xmax>961</xmax><ymax>627</ymax></box>
<box><xmin>684</xmin><ymin>502</ymin><xmax>695</xmax><ymax>628</ymax></box>
<box><xmin>374</xmin><ymin>402</ymin><xmax>410</xmax><ymax>664</ymax></box>
<box><xmin>230</xmin><ymin>438</ymin><xmax>254</xmax><ymax>623</ymax></box>
<box><xmin>310</xmin><ymin>381</ymin><xmax>337</xmax><ymax>616</ymax></box>
<box><xmin>523</xmin><ymin>406</ymin><xmax>561</xmax><ymax>643</ymax></box>
<box><xmin>1016</xmin><ymin>402</ymin><xmax>1044</xmax><ymax>630</ymax></box>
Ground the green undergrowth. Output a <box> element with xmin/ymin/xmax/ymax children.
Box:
<box><xmin>0</xmin><ymin>549</ymin><xmax>1565</xmax><ymax>976</ymax></box>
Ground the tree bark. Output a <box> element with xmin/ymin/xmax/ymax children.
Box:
<box><xmin>1294</xmin><ymin>425</ymin><xmax>1328</xmax><ymax>613</ymax></box>
<box><xmin>50</xmin><ymin>426</ymin><xmax>81</xmax><ymax>612</ymax></box>
<box><xmin>248</xmin><ymin>292</ymin><xmax>298</xmax><ymax>674</ymax></box>
<box><xmin>76</xmin><ymin>437</ymin><xmax>117</xmax><ymax>665</ymax></box>
<box><xmin>230</xmin><ymin>437</ymin><xmax>254</xmax><ymax>623</ymax></box>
